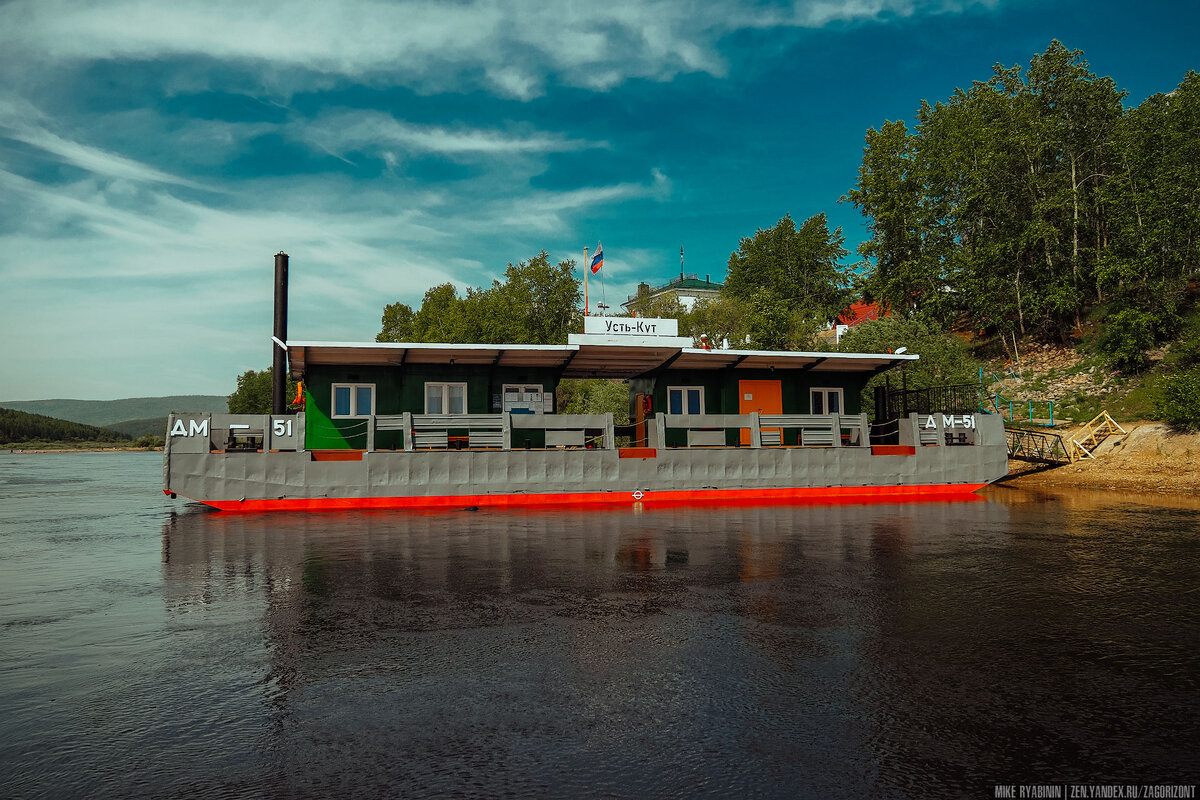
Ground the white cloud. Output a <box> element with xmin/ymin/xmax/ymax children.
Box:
<box><xmin>0</xmin><ymin>0</ymin><xmax>993</xmax><ymax>98</ymax></box>
<box><xmin>494</xmin><ymin>169</ymin><xmax>671</xmax><ymax>232</ymax></box>
<box><xmin>0</xmin><ymin>114</ymin><xmax>671</xmax><ymax>396</ymax></box>
<box><xmin>297</xmin><ymin>110</ymin><xmax>602</xmax><ymax>162</ymax></box>
<box><xmin>0</xmin><ymin>110</ymin><xmax>212</xmax><ymax>190</ymax></box>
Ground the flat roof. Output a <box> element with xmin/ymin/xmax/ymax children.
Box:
<box><xmin>287</xmin><ymin>340</ymin><xmax>918</xmax><ymax>380</ymax></box>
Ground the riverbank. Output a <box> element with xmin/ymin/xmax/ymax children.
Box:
<box><xmin>1005</xmin><ymin>422</ymin><xmax>1200</xmax><ymax>493</ymax></box>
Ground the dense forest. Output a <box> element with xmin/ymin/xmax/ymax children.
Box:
<box><xmin>0</xmin><ymin>408</ymin><xmax>133</xmax><ymax>445</ymax></box>
<box><xmin>348</xmin><ymin>41</ymin><xmax>1200</xmax><ymax>427</ymax></box>
<box><xmin>375</xmin><ymin>42</ymin><xmax>1197</xmax><ymax>377</ymax></box>
<box><xmin>846</xmin><ymin>41</ymin><xmax>1198</xmax><ymax>370</ymax></box>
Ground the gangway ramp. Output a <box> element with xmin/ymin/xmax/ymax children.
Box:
<box><xmin>1005</xmin><ymin>427</ymin><xmax>1072</xmax><ymax>466</ymax></box>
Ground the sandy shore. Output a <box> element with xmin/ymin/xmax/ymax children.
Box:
<box><xmin>1003</xmin><ymin>422</ymin><xmax>1200</xmax><ymax>494</ymax></box>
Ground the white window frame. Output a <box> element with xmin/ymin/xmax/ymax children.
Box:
<box><xmin>501</xmin><ymin>383</ymin><xmax>544</xmax><ymax>413</ymax></box>
<box><xmin>810</xmin><ymin>387</ymin><xmax>845</xmax><ymax>416</ymax></box>
<box><xmin>331</xmin><ymin>383</ymin><xmax>376</xmax><ymax>418</ymax></box>
<box><xmin>424</xmin><ymin>382</ymin><xmax>469</xmax><ymax>415</ymax></box>
<box><xmin>667</xmin><ymin>385</ymin><xmax>705</xmax><ymax>415</ymax></box>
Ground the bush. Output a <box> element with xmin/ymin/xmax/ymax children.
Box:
<box><xmin>1157</xmin><ymin>368</ymin><xmax>1200</xmax><ymax>431</ymax></box>
<box><xmin>836</xmin><ymin>315</ymin><xmax>980</xmax><ymax>420</ymax></box>
<box><xmin>1098</xmin><ymin>307</ymin><xmax>1157</xmax><ymax>372</ymax></box>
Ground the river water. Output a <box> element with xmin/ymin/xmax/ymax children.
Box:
<box><xmin>1</xmin><ymin>452</ymin><xmax>1197</xmax><ymax>798</ymax></box>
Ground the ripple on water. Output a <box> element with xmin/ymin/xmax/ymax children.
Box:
<box><xmin>1</xmin><ymin>459</ymin><xmax>1199</xmax><ymax>797</ymax></box>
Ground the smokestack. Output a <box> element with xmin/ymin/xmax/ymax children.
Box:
<box><xmin>272</xmin><ymin>251</ymin><xmax>289</xmax><ymax>416</ymax></box>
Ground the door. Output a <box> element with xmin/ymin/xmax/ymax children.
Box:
<box><xmin>738</xmin><ymin>379</ymin><xmax>782</xmax><ymax>445</ymax></box>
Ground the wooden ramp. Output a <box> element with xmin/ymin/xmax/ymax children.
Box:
<box><xmin>1068</xmin><ymin>412</ymin><xmax>1127</xmax><ymax>462</ymax></box>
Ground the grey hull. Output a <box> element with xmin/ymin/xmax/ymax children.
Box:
<box><xmin>166</xmin><ymin>444</ymin><xmax>1008</xmax><ymax>509</ymax></box>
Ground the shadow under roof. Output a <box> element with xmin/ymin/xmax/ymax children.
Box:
<box><xmin>286</xmin><ymin>341</ymin><xmax>917</xmax><ymax>380</ymax></box>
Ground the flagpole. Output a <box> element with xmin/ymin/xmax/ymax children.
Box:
<box><xmin>582</xmin><ymin>246</ymin><xmax>589</xmax><ymax>317</ymax></box>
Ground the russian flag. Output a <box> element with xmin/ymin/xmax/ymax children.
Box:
<box><xmin>590</xmin><ymin>242</ymin><xmax>603</xmax><ymax>275</ymax></box>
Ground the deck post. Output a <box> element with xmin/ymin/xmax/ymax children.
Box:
<box><xmin>749</xmin><ymin>412</ymin><xmax>761</xmax><ymax>448</ymax></box>
<box><xmin>502</xmin><ymin>413</ymin><xmax>512</xmax><ymax>450</ymax></box>
<box><xmin>653</xmin><ymin>413</ymin><xmax>667</xmax><ymax>450</ymax></box>
<box><xmin>933</xmin><ymin>413</ymin><xmax>945</xmax><ymax>446</ymax></box>
<box><xmin>830</xmin><ymin>413</ymin><xmax>842</xmax><ymax>447</ymax></box>
<box><xmin>402</xmin><ymin>412</ymin><xmax>413</xmax><ymax>451</ymax></box>
<box><xmin>604</xmin><ymin>414</ymin><xmax>615</xmax><ymax>449</ymax></box>
<box><xmin>366</xmin><ymin>415</ymin><xmax>375</xmax><ymax>452</ymax></box>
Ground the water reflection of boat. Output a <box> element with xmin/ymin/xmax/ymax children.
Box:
<box><xmin>160</xmin><ymin>500</ymin><xmax>1012</xmax><ymax>610</ymax></box>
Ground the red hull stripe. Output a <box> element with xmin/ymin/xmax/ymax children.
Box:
<box><xmin>193</xmin><ymin>484</ymin><xmax>987</xmax><ymax>513</ymax></box>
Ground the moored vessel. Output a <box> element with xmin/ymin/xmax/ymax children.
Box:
<box><xmin>163</xmin><ymin>253</ymin><xmax>1007</xmax><ymax>511</ymax></box>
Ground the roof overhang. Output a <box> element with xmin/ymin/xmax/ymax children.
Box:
<box><xmin>286</xmin><ymin>340</ymin><xmax>918</xmax><ymax>380</ymax></box>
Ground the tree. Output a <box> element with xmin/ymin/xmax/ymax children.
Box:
<box><xmin>847</xmin><ymin>41</ymin><xmax>1197</xmax><ymax>369</ymax></box>
<box><xmin>725</xmin><ymin>213</ymin><xmax>853</xmax><ymax>328</ymax></box>
<box><xmin>557</xmin><ymin>379</ymin><xmax>630</xmax><ymax>424</ymax></box>
<box><xmin>377</xmin><ymin>252</ymin><xmax>581</xmax><ymax>345</ymax></box>
<box><xmin>377</xmin><ymin>302</ymin><xmax>416</xmax><ymax>342</ymax></box>
<box><xmin>228</xmin><ymin>367</ymin><xmax>297</xmax><ymax>414</ymax></box>
<box><xmin>837</xmin><ymin>317</ymin><xmax>980</xmax><ymax>417</ymax></box>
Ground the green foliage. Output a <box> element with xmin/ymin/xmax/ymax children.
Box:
<box><xmin>132</xmin><ymin>434</ymin><xmax>164</xmax><ymax>449</ymax></box>
<box><xmin>725</xmin><ymin>213</ymin><xmax>853</xmax><ymax>329</ymax></box>
<box><xmin>557</xmin><ymin>379</ymin><xmax>630</xmax><ymax>424</ymax></box>
<box><xmin>681</xmin><ymin>295</ymin><xmax>748</xmax><ymax>348</ymax></box>
<box><xmin>0</xmin><ymin>407</ymin><xmax>133</xmax><ymax>445</ymax></box>
<box><xmin>1097</xmin><ymin>308</ymin><xmax>1158</xmax><ymax>372</ymax></box>
<box><xmin>847</xmin><ymin>41</ymin><xmax>1199</xmax><ymax>369</ymax></box>
<box><xmin>1157</xmin><ymin>368</ymin><xmax>1200</xmax><ymax>431</ymax></box>
<box><xmin>227</xmin><ymin>367</ymin><xmax>297</xmax><ymax>414</ymax></box>
<box><xmin>836</xmin><ymin>317</ymin><xmax>981</xmax><ymax>416</ymax></box>
<box><xmin>377</xmin><ymin>251</ymin><xmax>581</xmax><ymax>345</ymax></box>
<box><xmin>1163</xmin><ymin>306</ymin><xmax>1200</xmax><ymax>369</ymax></box>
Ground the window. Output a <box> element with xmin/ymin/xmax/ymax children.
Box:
<box><xmin>502</xmin><ymin>384</ymin><xmax>544</xmax><ymax>413</ymax></box>
<box><xmin>667</xmin><ymin>386</ymin><xmax>704</xmax><ymax>415</ymax></box>
<box><xmin>331</xmin><ymin>383</ymin><xmax>375</xmax><ymax>418</ymax></box>
<box><xmin>425</xmin><ymin>382</ymin><xmax>467</xmax><ymax>414</ymax></box>
<box><xmin>810</xmin><ymin>387</ymin><xmax>844</xmax><ymax>415</ymax></box>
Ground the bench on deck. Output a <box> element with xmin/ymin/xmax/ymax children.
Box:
<box><xmin>409</xmin><ymin>414</ymin><xmax>505</xmax><ymax>450</ymax></box>
<box><xmin>759</xmin><ymin>414</ymin><xmax>836</xmax><ymax>447</ymax></box>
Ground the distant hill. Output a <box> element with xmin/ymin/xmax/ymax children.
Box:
<box><xmin>1</xmin><ymin>408</ymin><xmax>133</xmax><ymax>445</ymax></box>
<box><xmin>0</xmin><ymin>396</ymin><xmax>227</xmax><ymax>428</ymax></box>
<box><xmin>104</xmin><ymin>417</ymin><xmax>172</xmax><ymax>438</ymax></box>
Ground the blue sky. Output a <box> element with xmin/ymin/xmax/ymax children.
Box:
<box><xmin>2</xmin><ymin>0</ymin><xmax>1197</xmax><ymax>400</ymax></box>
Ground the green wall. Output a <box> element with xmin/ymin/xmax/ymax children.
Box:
<box><xmin>643</xmin><ymin>368</ymin><xmax>872</xmax><ymax>447</ymax></box>
<box><xmin>303</xmin><ymin>364</ymin><xmax>560</xmax><ymax>450</ymax></box>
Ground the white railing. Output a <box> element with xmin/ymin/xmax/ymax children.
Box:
<box><xmin>334</xmin><ymin>411</ymin><xmax>989</xmax><ymax>452</ymax></box>
<box><xmin>654</xmin><ymin>413</ymin><xmax>870</xmax><ymax>449</ymax></box>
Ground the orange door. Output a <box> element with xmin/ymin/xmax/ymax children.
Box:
<box><xmin>738</xmin><ymin>380</ymin><xmax>782</xmax><ymax>444</ymax></box>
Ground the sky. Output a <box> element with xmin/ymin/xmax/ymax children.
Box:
<box><xmin>1</xmin><ymin>0</ymin><xmax>1198</xmax><ymax>401</ymax></box>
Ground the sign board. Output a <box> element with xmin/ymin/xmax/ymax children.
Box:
<box><xmin>583</xmin><ymin>316</ymin><xmax>678</xmax><ymax>337</ymax></box>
